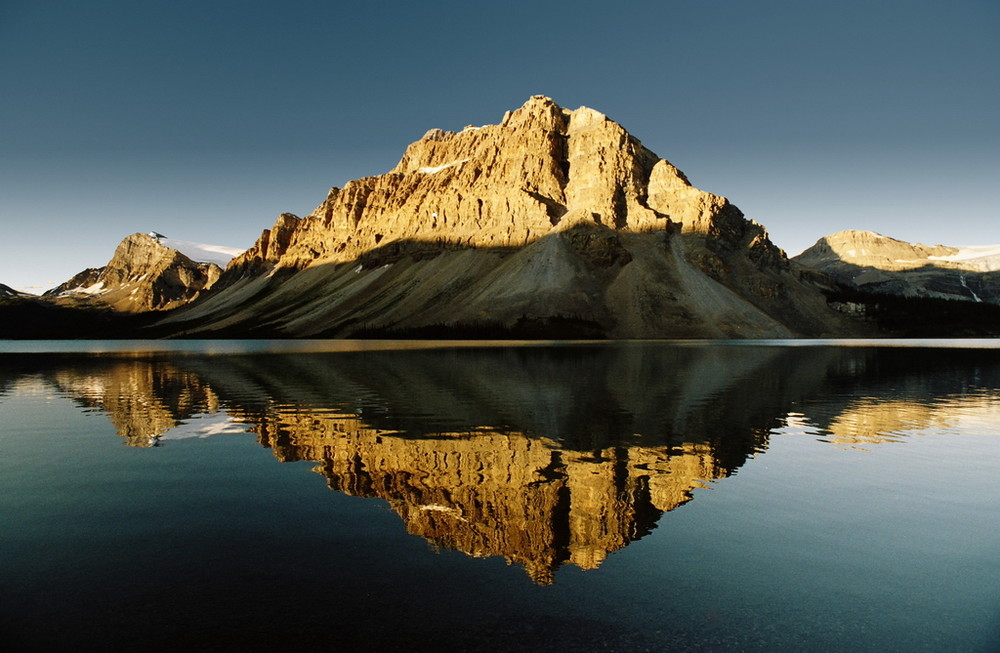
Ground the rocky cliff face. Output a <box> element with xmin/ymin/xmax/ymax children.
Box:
<box><xmin>46</xmin><ymin>233</ymin><xmax>226</xmax><ymax>312</ymax></box>
<box><xmin>165</xmin><ymin>96</ymin><xmax>860</xmax><ymax>338</ymax></box>
<box><xmin>230</xmin><ymin>97</ymin><xmax>762</xmax><ymax>268</ymax></box>
<box><xmin>795</xmin><ymin>230</ymin><xmax>1000</xmax><ymax>304</ymax></box>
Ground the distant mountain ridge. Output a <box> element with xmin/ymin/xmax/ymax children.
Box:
<box><xmin>794</xmin><ymin>230</ymin><xmax>1000</xmax><ymax>304</ymax></box>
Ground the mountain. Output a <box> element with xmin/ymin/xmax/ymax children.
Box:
<box><xmin>0</xmin><ymin>283</ymin><xmax>26</xmax><ymax>298</ymax></box>
<box><xmin>45</xmin><ymin>233</ymin><xmax>244</xmax><ymax>312</ymax></box>
<box><xmin>159</xmin><ymin>96</ymin><xmax>861</xmax><ymax>338</ymax></box>
<box><xmin>795</xmin><ymin>230</ymin><xmax>1000</xmax><ymax>304</ymax></box>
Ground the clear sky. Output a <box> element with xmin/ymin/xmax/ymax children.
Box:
<box><xmin>2</xmin><ymin>0</ymin><xmax>997</xmax><ymax>293</ymax></box>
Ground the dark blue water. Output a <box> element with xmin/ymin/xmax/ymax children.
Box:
<box><xmin>1</xmin><ymin>341</ymin><xmax>998</xmax><ymax>651</ymax></box>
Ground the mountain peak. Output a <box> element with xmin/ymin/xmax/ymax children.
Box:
<box><xmin>799</xmin><ymin>230</ymin><xmax>954</xmax><ymax>267</ymax></box>
<box><xmin>509</xmin><ymin>94</ymin><xmax>564</xmax><ymax>116</ymax></box>
<box><xmin>794</xmin><ymin>229</ymin><xmax>1000</xmax><ymax>304</ymax></box>
<box><xmin>240</xmin><ymin>94</ymin><xmax>761</xmax><ymax>277</ymax></box>
<box><xmin>46</xmin><ymin>232</ymin><xmax>238</xmax><ymax>311</ymax></box>
<box><xmin>160</xmin><ymin>96</ymin><xmax>865</xmax><ymax>339</ymax></box>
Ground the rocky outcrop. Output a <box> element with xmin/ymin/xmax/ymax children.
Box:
<box><xmin>162</xmin><ymin>96</ymin><xmax>861</xmax><ymax>338</ymax></box>
<box><xmin>795</xmin><ymin>230</ymin><xmax>1000</xmax><ymax>304</ymax></box>
<box><xmin>45</xmin><ymin>233</ymin><xmax>227</xmax><ymax>312</ymax></box>
<box><xmin>223</xmin><ymin>213</ymin><xmax>301</xmax><ymax>279</ymax></box>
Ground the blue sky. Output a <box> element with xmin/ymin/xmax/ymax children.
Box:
<box><xmin>1</xmin><ymin>0</ymin><xmax>997</xmax><ymax>292</ymax></box>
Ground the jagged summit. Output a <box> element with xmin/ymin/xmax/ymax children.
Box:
<box><xmin>160</xmin><ymin>96</ymin><xmax>860</xmax><ymax>338</ymax></box>
<box><xmin>228</xmin><ymin>95</ymin><xmax>781</xmax><ymax>273</ymax></box>
<box><xmin>7</xmin><ymin>99</ymin><xmax>994</xmax><ymax>338</ymax></box>
<box><xmin>46</xmin><ymin>233</ymin><xmax>235</xmax><ymax>311</ymax></box>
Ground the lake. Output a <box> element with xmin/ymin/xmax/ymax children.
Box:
<box><xmin>1</xmin><ymin>340</ymin><xmax>998</xmax><ymax>651</ymax></box>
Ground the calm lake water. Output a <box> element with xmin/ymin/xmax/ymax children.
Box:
<box><xmin>1</xmin><ymin>340</ymin><xmax>998</xmax><ymax>652</ymax></box>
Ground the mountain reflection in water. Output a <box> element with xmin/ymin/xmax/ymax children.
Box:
<box><xmin>6</xmin><ymin>343</ymin><xmax>1000</xmax><ymax>584</ymax></box>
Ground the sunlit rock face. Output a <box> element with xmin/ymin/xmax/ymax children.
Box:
<box><xmin>166</xmin><ymin>96</ymin><xmax>859</xmax><ymax>338</ymax></box>
<box><xmin>45</xmin><ymin>234</ymin><xmax>224</xmax><ymax>312</ymax></box>
<box><xmin>795</xmin><ymin>230</ymin><xmax>1000</xmax><ymax>303</ymax></box>
<box><xmin>235</xmin><ymin>95</ymin><xmax>744</xmax><ymax>269</ymax></box>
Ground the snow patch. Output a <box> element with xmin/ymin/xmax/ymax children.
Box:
<box><xmin>64</xmin><ymin>281</ymin><xmax>106</xmax><ymax>296</ymax></box>
<box><xmin>929</xmin><ymin>245</ymin><xmax>1000</xmax><ymax>272</ymax></box>
<box><xmin>417</xmin><ymin>158</ymin><xmax>469</xmax><ymax>174</ymax></box>
<box><xmin>159</xmin><ymin>237</ymin><xmax>245</xmax><ymax>267</ymax></box>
